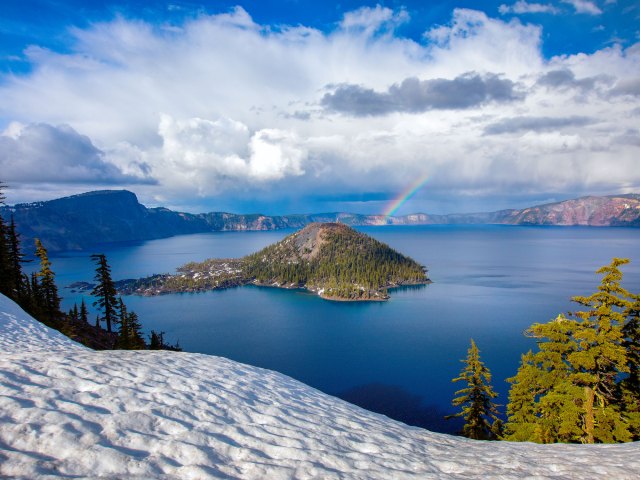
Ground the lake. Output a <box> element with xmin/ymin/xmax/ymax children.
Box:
<box><xmin>42</xmin><ymin>225</ymin><xmax>640</xmax><ymax>434</ymax></box>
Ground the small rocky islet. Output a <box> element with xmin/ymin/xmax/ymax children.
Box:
<box><xmin>115</xmin><ymin>222</ymin><xmax>430</xmax><ymax>301</ymax></box>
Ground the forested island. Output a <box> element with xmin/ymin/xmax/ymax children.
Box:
<box><xmin>116</xmin><ymin>223</ymin><xmax>430</xmax><ymax>301</ymax></box>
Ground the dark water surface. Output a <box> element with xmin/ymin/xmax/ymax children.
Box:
<box><xmin>44</xmin><ymin>225</ymin><xmax>640</xmax><ymax>433</ymax></box>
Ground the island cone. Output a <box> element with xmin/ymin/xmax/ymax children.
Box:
<box><xmin>243</xmin><ymin>222</ymin><xmax>429</xmax><ymax>300</ymax></box>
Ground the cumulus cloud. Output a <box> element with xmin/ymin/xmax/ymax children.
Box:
<box><xmin>0</xmin><ymin>6</ymin><xmax>638</xmax><ymax>212</ymax></box>
<box><xmin>498</xmin><ymin>2</ymin><xmax>560</xmax><ymax>15</ymax></box>
<box><xmin>156</xmin><ymin>115</ymin><xmax>305</xmax><ymax>195</ymax></box>
<box><xmin>322</xmin><ymin>73</ymin><xmax>523</xmax><ymax>116</ymax></box>
<box><xmin>424</xmin><ymin>9</ymin><xmax>544</xmax><ymax>76</ymax></box>
<box><xmin>484</xmin><ymin>116</ymin><xmax>596</xmax><ymax>135</ymax></box>
<box><xmin>0</xmin><ymin>122</ymin><xmax>153</xmax><ymax>184</ymax></box>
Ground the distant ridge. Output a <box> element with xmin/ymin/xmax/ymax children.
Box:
<box><xmin>2</xmin><ymin>190</ymin><xmax>638</xmax><ymax>252</ymax></box>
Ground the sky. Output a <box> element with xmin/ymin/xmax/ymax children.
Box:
<box><xmin>0</xmin><ymin>0</ymin><xmax>639</xmax><ymax>215</ymax></box>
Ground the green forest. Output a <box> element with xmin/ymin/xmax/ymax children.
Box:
<box><xmin>243</xmin><ymin>223</ymin><xmax>429</xmax><ymax>300</ymax></box>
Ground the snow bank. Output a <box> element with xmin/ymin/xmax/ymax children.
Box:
<box><xmin>0</xmin><ymin>294</ymin><xmax>638</xmax><ymax>479</ymax></box>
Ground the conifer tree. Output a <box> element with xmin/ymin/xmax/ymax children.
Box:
<box><xmin>127</xmin><ymin>311</ymin><xmax>146</xmax><ymax>350</ymax></box>
<box><xmin>80</xmin><ymin>298</ymin><xmax>89</xmax><ymax>324</ymax></box>
<box><xmin>621</xmin><ymin>292</ymin><xmax>640</xmax><ymax>440</ymax></box>
<box><xmin>447</xmin><ymin>339</ymin><xmax>500</xmax><ymax>440</ymax></box>
<box><xmin>90</xmin><ymin>254</ymin><xmax>118</xmax><ymax>333</ymax></box>
<box><xmin>116</xmin><ymin>298</ymin><xmax>131</xmax><ymax>349</ymax></box>
<box><xmin>8</xmin><ymin>216</ymin><xmax>27</xmax><ymax>301</ymax></box>
<box><xmin>503</xmin><ymin>351</ymin><xmax>540</xmax><ymax>442</ymax></box>
<box><xmin>35</xmin><ymin>238</ymin><xmax>61</xmax><ymax>324</ymax></box>
<box><xmin>0</xmin><ymin>192</ymin><xmax>12</xmax><ymax>298</ymax></box>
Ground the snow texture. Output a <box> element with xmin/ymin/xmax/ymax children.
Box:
<box><xmin>0</xmin><ymin>294</ymin><xmax>639</xmax><ymax>479</ymax></box>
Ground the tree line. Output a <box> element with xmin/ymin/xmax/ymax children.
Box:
<box><xmin>0</xmin><ymin>183</ymin><xmax>179</xmax><ymax>351</ymax></box>
<box><xmin>448</xmin><ymin>258</ymin><xmax>639</xmax><ymax>443</ymax></box>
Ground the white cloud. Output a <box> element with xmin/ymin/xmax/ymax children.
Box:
<box><xmin>155</xmin><ymin>115</ymin><xmax>305</xmax><ymax>195</ymax></box>
<box><xmin>561</xmin><ymin>0</ymin><xmax>603</xmax><ymax>15</ymax></box>
<box><xmin>248</xmin><ymin>129</ymin><xmax>306</xmax><ymax>180</ymax></box>
<box><xmin>424</xmin><ymin>9</ymin><xmax>544</xmax><ymax>77</ymax></box>
<box><xmin>0</xmin><ymin>6</ymin><xmax>638</xmax><ymax>212</ymax></box>
<box><xmin>498</xmin><ymin>2</ymin><xmax>560</xmax><ymax>15</ymax></box>
<box><xmin>339</xmin><ymin>5</ymin><xmax>409</xmax><ymax>37</ymax></box>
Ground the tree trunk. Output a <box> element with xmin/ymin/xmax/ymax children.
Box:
<box><xmin>584</xmin><ymin>386</ymin><xmax>595</xmax><ymax>444</ymax></box>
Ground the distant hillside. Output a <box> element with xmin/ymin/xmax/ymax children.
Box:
<box><xmin>116</xmin><ymin>223</ymin><xmax>429</xmax><ymax>301</ymax></box>
<box><xmin>2</xmin><ymin>190</ymin><xmax>638</xmax><ymax>252</ymax></box>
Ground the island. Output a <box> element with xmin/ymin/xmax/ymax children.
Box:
<box><xmin>116</xmin><ymin>222</ymin><xmax>430</xmax><ymax>301</ymax></box>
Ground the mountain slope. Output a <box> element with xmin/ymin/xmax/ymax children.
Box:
<box><xmin>1</xmin><ymin>294</ymin><xmax>639</xmax><ymax>479</ymax></box>
<box><xmin>244</xmin><ymin>223</ymin><xmax>429</xmax><ymax>300</ymax></box>
<box><xmin>2</xmin><ymin>190</ymin><xmax>638</xmax><ymax>252</ymax></box>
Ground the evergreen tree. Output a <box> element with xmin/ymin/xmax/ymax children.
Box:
<box><xmin>149</xmin><ymin>330</ymin><xmax>162</xmax><ymax>350</ymax></box>
<box><xmin>127</xmin><ymin>311</ymin><xmax>146</xmax><ymax>350</ymax></box>
<box><xmin>116</xmin><ymin>297</ymin><xmax>131</xmax><ymax>350</ymax></box>
<box><xmin>90</xmin><ymin>254</ymin><xmax>118</xmax><ymax>333</ymax></box>
<box><xmin>0</xmin><ymin>193</ymin><xmax>12</xmax><ymax>299</ymax></box>
<box><xmin>35</xmin><ymin>238</ymin><xmax>61</xmax><ymax>324</ymax></box>
<box><xmin>80</xmin><ymin>298</ymin><xmax>89</xmax><ymax>324</ymax></box>
<box><xmin>621</xmin><ymin>292</ymin><xmax>640</xmax><ymax>440</ymax></box>
<box><xmin>447</xmin><ymin>339</ymin><xmax>500</xmax><ymax>440</ymax></box>
<box><xmin>503</xmin><ymin>351</ymin><xmax>540</xmax><ymax>442</ymax></box>
<box><xmin>8</xmin><ymin>216</ymin><xmax>27</xmax><ymax>301</ymax></box>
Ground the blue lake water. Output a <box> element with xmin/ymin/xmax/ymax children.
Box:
<box><xmin>42</xmin><ymin>225</ymin><xmax>640</xmax><ymax>433</ymax></box>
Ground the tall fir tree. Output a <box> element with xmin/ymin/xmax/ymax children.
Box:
<box><xmin>116</xmin><ymin>297</ymin><xmax>131</xmax><ymax>349</ymax></box>
<box><xmin>621</xmin><ymin>292</ymin><xmax>640</xmax><ymax>440</ymax></box>
<box><xmin>0</xmin><ymin>191</ymin><xmax>12</xmax><ymax>299</ymax></box>
<box><xmin>8</xmin><ymin>216</ymin><xmax>27</xmax><ymax>301</ymax></box>
<box><xmin>35</xmin><ymin>238</ymin><xmax>61</xmax><ymax>324</ymax></box>
<box><xmin>447</xmin><ymin>339</ymin><xmax>500</xmax><ymax>440</ymax></box>
<box><xmin>126</xmin><ymin>311</ymin><xmax>146</xmax><ymax>350</ymax></box>
<box><xmin>90</xmin><ymin>253</ymin><xmax>118</xmax><ymax>333</ymax></box>
<box><xmin>80</xmin><ymin>298</ymin><xmax>89</xmax><ymax>324</ymax></box>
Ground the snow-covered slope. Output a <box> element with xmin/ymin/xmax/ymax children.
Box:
<box><xmin>0</xmin><ymin>294</ymin><xmax>638</xmax><ymax>479</ymax></box>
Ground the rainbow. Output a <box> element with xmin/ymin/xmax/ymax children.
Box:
<box><xmin>383</xmin><ymin>174</ymin><xmax>430</xmax><ymax>218</ymax></box>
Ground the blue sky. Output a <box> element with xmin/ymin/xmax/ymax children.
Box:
<box><xmin>0</xmin><ymin>1</ymin><xmax>639</xmax><ymax>214</ymax></box>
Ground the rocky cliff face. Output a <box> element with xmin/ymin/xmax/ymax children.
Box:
<box><xmin>2</xmin><ymin>190</ymin><xmax>638</xmax><ymax>252</ymax></box>
<box><xmin>502</xmin><ymin>195</ymin><xmax>640</xmax><ymax>226</ymax></box>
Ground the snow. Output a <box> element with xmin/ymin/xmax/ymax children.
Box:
<box><xmin>1</xmin><ymin>294</ymin><xmax>639</xmax><ymax>479</ymax></box>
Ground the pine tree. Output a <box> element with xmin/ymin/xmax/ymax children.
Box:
<box><xmin>621</xmin><ymin>292</ymin><xmax>640</xmax><ymax>440</ymax></box>
<box><xmin>116</xmin><ymin>298</ymin><xmax>131</xmax><ymax>349</ymax></box>
<box><xmin>149</xmin><ymin>330</ymin><xmax>162</xmax><ymax>350</ymax></box>
<box><xmin>8</xmin><ymin>216</ymin><xmax>27</xmax><ymax>301</ymax></box>
<box><xmin>0</xmin><ymin>198</ymin><xmax>12</xmax><ymax>299</ymax></box>
<box><xmin>80</xmin><ymin>298</ymin><xmax>89</xmax><ymax>324</ymax></box>
<box><xmin>503</xmin><ymin>351</ymin><xmax>540</xmax><ymax>441</ymax></box>
<box><xmin>35</xmin><ymin>239</ymin><xmax>61</xmax><ymax>324</ymax></box>
<box><xmin>568</xmin><ymin>258</ymin><xmax>632</xmax><ymax>443</ymax></box>
<box><xmin>127</xmin><ymin>311</ymin><xmax>146</xmax><ymax>350</ymax></box>
<box><xmin>90</xmin><ymin>254</ymin><xmax>119</xmax><ymax>333</ymax></box>
<box><xmin>446</xmin><ymin>339</ymin><xmax>500</xmax><ymax>440</ymax></box>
